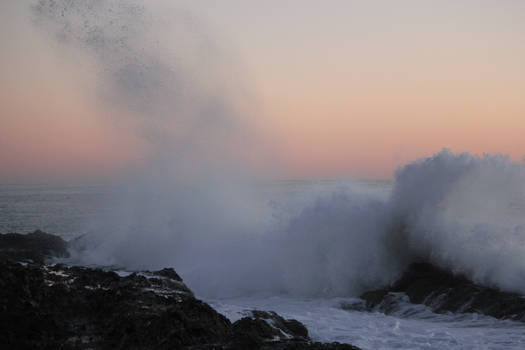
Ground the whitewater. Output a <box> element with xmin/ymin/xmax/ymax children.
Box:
<box><xmin>3</xmin><ymin>150</ymin><xmax>525</xmax><ymax>349</ymax></box>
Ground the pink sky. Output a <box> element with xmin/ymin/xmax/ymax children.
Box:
<box><xmin>1</xmin><ymin>1</ymin><xmax>524</xmax><ymax>182</ymax></box>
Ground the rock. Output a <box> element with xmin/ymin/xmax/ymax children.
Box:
<box><xmin>229</xmin><ymin>310</ymin><xmax>308</xmax><ymax>347</ymax></box>
<box><xmin>0</xmin><ymin>260</ymin><xmax>231</xmax><ymax>349</ymax></box>
<box><xmin>151</xmin><ymin>267</ymin><xmax>183</xmax><ymax>281</ymax></box>
<box><xmin>0</xmin><ymin>231</ymin><xmax>362</xmax><ymax>349</ymax></box>
<box><xmin>0</xmin><ymin>230</ymin><xmax>69</xmax><ymax>263</ymax></box>
<box><xmin>227</xmin><ymin>310</ymin><xmax>359</xmax><ymax>349</ymax></box>
<box><xmin>360</xmin><ymin>289</ymin><xmax>388</xmax><ymax>309</ymax></box>
<box><xmin>361</xmin><ymin>262</ymin><xmax>525</xmax><ymax>321</ymax></box>
<box><xmin>231</xmin><ymin>316</ymin><xmax>282</xmax><ymax>347</ymax></box>
<box><xmin>248</xmin><ymin>310</ymin><xmax>309</xmax><ymax>339</ymax></box>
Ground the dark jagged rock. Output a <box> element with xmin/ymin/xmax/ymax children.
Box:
<box><xmin>361</xmin><ymin>262</ymin><xmax>525</xmax><ymax>321</ymax></box>
<box><xmin>226</xmin><ymin>310</ymin><xmax>359</xmax><ymax>350</ymax></box>
<box><xmin>0</xmin><ymin>230</ymin><xmax>69</xmax><ymax>263</ymax></box>
<box><xmin>152</xmin><ymin>267</ymin><xmax>183</xmax><ymax>281</ymax></box>
<box><xmin>250</xmin><ymin>310</ymin><xmax>309</xmax><ymax>339</ymax></box>
<box><xmin>229</xmin><ymin>310</ymin><xmax>307</xmax><ymax>348</ymax></box>
<box><xmin>0</xmin><ymin>231</ymin><xmax>361</xmax><ymax>349</ymax></box>
<box><xmin>0</xmin><ymin>260</ymin><xmax>231</xmax><ymax>349</ymax></box>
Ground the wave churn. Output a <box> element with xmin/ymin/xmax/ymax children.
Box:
<box><xmin>74</xmin><ymin>149</ymin><xmax>525</xmax><ymax>298</ymax></box>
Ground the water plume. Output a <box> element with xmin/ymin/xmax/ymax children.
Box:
<box><xmin>30</xmin><ymin>2</ymin><xmax>525</xmax><ymax>298</ymax></box>
<box><xmin>32</xmin><ymin>0</ymin><xmax>278</xmax><ymax>295</ymax></box>
<box><xmin>391</xmin><ymin>149</ymin><xmax>525</xmax><ymax>292</ymax></box>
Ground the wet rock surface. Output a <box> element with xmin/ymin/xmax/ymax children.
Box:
<box><xmin>226</xmin><ymin>309</ymin><xmax>360</xmax><ymax>350</ymax></box>
<box><xmin>361</xmin><ymin>262</ymin><xmax>525</xmax><ymax>321</ymax></box>
<box><xmin>0</xmin><ymin>260</ymin><xmax>230</xmax><ymax>349</ymax></box>
<box><xmin>0</xmin><ymin>232</ymin><xmax>360</xmax><ymax>349</ymax></box>
<box><xmin>229</xmin><ymin>310</ymin><xmax>358</xmax><ymax>350</ymax></box>
<box><xmin>0</xmin><ymin>230</ymin><xmax>69</xmax><ymax>263</ymax></box>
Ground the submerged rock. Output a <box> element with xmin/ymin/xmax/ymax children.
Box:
<box><xmin>361</xmin><ymin>262</ymin><xmax>525</xmax><ymax>321</ymax></box>
<box><xmin>0</xmin><ymin>231</ymin><xmax>361</xmax><ymax>349</ymax></box>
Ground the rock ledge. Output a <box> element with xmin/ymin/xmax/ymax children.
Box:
<box><xmin>0</xmin><ymin>232</ymin><xmax>360</xmax><ymax>349</ymax></box>
<box><xmin>361</xmin><ymin>262</ymin><xmax>525</xmax><ymax>321</ymax></box>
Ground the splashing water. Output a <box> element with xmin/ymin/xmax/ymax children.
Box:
<box><xmin>63</xmin><ymin>150</ymin><xmax>525</xmax><ymax>300</ymax></box>
<box><xmin>25</xmin><ymin>1</ymin><xmax>525</xmax><ymax>298</ymax></box>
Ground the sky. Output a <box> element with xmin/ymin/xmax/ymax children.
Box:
<box><xmin>1</xmin><ymin>0</ymin><xmax>525</xmax><ymax>182</ymax></box>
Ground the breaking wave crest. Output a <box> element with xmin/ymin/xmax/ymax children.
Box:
<box><xmin>30</xmin><ymin>0</ymin><xmax>525</xmax><ymax>298</ymax></box>
<box><xmin>72</xmin><ymin>149</ymin><xmax>525</xmax><ymax>298</ymax></box>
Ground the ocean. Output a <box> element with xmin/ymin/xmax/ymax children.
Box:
<box><xmin>2</xmin><ymin>162</ymin><xmax>525</xmax><ymax>349</ymax></box>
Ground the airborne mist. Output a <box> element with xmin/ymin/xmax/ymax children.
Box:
<box><xmin>31</xmin><ymin>0</ymin><xmax>285</xmax><ymax>296</ymax></box>
<box><xmin>29</xmin><ymin>1</ymin><xmax>525</xmax><ymax>299</ymax></box>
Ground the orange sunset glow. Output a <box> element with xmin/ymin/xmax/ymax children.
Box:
<box><xmin>1</xmin><ymin>1</ymin><xmax>525</xmax><ymax>182</ymax></box>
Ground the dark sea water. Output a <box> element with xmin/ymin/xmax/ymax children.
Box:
<box><xmin>0</xmin><ymin>184</ymin><xmax>114</xmax><ymax>239</ymax></box>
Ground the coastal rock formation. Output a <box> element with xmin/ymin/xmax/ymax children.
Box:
<box><xmin>230</xmin><ymin>310</ymin><xmax>358</xmax><ymax>349</ymax></box>
<box><xmin>0</xmin><ymin>230</ymin><xmax>69</xmax><ymax>263</ymax></box>
<box><xmin>0</xmin><ymin>232</ymin><xmax>360</xmax><ymax>349</ymax></box>
<box><xmin>361</xmin><ymin>262</ymin><xmax>525</xmax><ymax>321</ymax></box>
<box><xmin>0</xmin><ymin>260</ymin><xmax>231</xmax><ymax>349</ymax></box>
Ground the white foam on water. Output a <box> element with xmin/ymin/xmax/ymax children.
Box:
<box><xmin>207</xmin><ymin>296</ymin><xmax>525</xmax><ymax>350</ymax></box>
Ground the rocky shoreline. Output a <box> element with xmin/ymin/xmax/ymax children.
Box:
<box><xmin>4</xmin><ymin>231</ymin><xmax>525</xmax><ymax>349</ymax></box>
<box><xmin>0</xmin><ymin>231</ymin><xmax>359</xmax><ymax>350</ymax></box>
<box><xmin>360</xmin><ymin>262</ymin><xmax>525</xmax><ymax>321</ymax></box>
